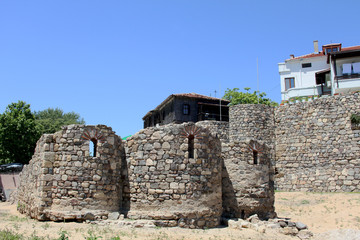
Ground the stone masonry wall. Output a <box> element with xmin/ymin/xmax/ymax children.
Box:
<box><xmin>275</xmin><ymin>93</ymin><xmax>360</xmax><ymax>192</ymax></box>
<box><xmin>221</xmin><ymin>105</ymin><xmax>275</xmax><ymax>219</ymax></box>
<box><xmin>124</xmin><ymin>122</ymin><xmax>222</xmax><ymax>228</ymax></box>
<box><xmin>17</xmin><ymin>125</ymin><xmax>124</xmax><ymax>221</ymax></box>
<box><xmin>196</xmin><ymin>120</ymin><xmax>229</xmax><ymax>143</ymax></box>
<box><xmin>17</xmin><ymin>134</ymin><xmax>52</xmax><ymax>220</ymax></box>
<box><xmin>221</xmin><ymin>140</ymin><xmax>275</xmax><ymax>220</ymax></box>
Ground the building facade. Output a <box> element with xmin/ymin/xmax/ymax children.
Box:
<box><xmin>143</xmin><ymin>93</ymin><xmax>230</xmax><ymax>128</ymax></box>
<box><xmin>279</xmin><ymin>41</ymin><xmax>360</xmax><ymax>101</ymax></box>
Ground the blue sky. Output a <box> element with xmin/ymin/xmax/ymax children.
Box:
<box><xmin>1</xmin><ymin>0</ymin><xmax>359</xmax><ymax>137</ymax></box>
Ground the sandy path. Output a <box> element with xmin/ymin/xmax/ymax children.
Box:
<box><xmin>275</xmin><ymin>192</ymin><xmax>360</xmax><ymax>234</ymax></box>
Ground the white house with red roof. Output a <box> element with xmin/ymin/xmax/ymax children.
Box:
<box><xmin>279</xmin><ymin>41</ymin><xmax>360</xmax><ymax>101</ymax></box>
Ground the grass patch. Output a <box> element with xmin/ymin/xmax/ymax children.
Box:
<box><xmin>0</xmin><ymin>229</ymin><xmax>24</xmax><ymax>240</ymax></box>
<box><xmin>301</xmin><ymin>200</ymin><xmax>310</xmax><ymax>204</ymax></box>
<box><xmin>8</xmin><ymin>215</ymin><xmax>28</xmax><ymax>222</ymax></box>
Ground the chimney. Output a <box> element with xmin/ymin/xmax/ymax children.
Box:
<box><xmin>313</xmin><ymin>40</ymin><xmax>319</xmax><ymax>53</ymax></box>
<box><xmin>290</xmin><ymin>54</ymin><xmax>294</xmax><ymax>59</ymax></box>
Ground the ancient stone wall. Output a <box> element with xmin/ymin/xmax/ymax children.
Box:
<box><xmin>17</xmin><ymin>125</ymin><xmax>124</xmax><ymax>221</ymax></box>
<box><xmin>275</xmin><ymin>93</ymin><xmax>360</xmax><ymax>192</ymax></box>
<box><xmin>124</xmin><ymin>122</ymin><xmax>223</xmax><ymax>228</ymax></box>
<box><xmin>229</xmin><ymin>104</ymin><xmax>275</xmax><ymax>146</ymax></box>
<box><xmin>221</xmin><ymin>140</ymin><xmax>275</xmax><ymax>220</ymax></box>
<box><xmin>220</xmin><ymin>105</ymin><xmax>276</xmax><ymax>219</ymax></box>
<box><xmin>17</xmin><ymin>134</ymin><xmax>51</xmax><ymax>220</ymax></box>
<box><xmin>196</xmin><ymin>120</ymin><xmax>229</xmax><ymax>143</ymax></box>
<box><xmin>16</xmin><ymin>92</ymin><xmax>360</xmax><ymax>228</ymax></box>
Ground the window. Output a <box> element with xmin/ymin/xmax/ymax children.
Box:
<box><xmin>188</xmin><ymin>135</ymin><xmax>194</xmax><ymax>158</ymax></box>
<box><xmin>89</xmin><ymin>138</ymin><xmax>97</xmax><ymax>157</ymax></box>
<box><xmin>285</xmin><ymin>77</ymin><xmax>295</xmax><ymax>90</ymax></box>
<box><xmin>302</xmin><ymin>63</ymin><xmax>311</xmax><ymax>68</ymax></box>
<box><xmin>342</xmin><ymin>62</ymin><xmax>360</xmax><ymax>75</ymax></box>
<box><xmin>325</xmin><ymin>47</ymin><xmax>339</xmax><ymax>54</ymax></box>
<box><xmin>183</xmin><ymin>104</ymin><xmax>190</xmax><ymax>115</ymax></box>
<box><xmin>253</xmin><ymin>150</ymin><xmax>258</xmax><ymax>165</ymax></box>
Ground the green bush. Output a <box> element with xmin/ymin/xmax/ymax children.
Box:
<box><xmin>351</xmin><ymin>114</ymin><xmax>360</xmax><ymax>125</ymax></box>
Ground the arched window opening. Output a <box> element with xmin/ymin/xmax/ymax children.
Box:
<box><xmin>188</xmin><ymin>135</ymin><xmax>194</xmax><ymax>158</ymax></box>
<box><xmin>89</xmin><ymin>138</ymin><xmax>97</xmax><ymax>157</ymax></box>
<box><xmin>253</xmin><ymin>150</ymin><xmax>258</xmax><ymax>165</ymax></box>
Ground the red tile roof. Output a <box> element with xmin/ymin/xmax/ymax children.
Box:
<box><xmin>173</xmin><ymin>93</ymin><xmax>229</xmax><ymax>102</ymax></box>
<box><xmin>286</xmin><ymin>45</ymin><xmax>360</xmax><ymax>61</ymax></box>
<box><xmin>342</xmin><ymin>45</ymin><xmax>360</xmax><ymax>51</ymax></box>
<box><xmin>288</xmin><ymin>52</ymin><xmax>325</xmax><ymax>61</ymax></box>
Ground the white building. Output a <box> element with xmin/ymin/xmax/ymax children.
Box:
<box><xmin>279</xmin><ymin>41</ymin><xmax>360</xmax><ymax>101</ymax></box>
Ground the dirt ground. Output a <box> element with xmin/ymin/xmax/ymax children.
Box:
<box><xmin>0</xmin><ymin>192</ymin><xmax>360</xmax><ymax>239</ymax></box>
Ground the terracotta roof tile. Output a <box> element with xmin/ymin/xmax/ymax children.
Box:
<box><xmin>288</xmin><ymin>52</ymin><xmax>325</xmax><ymax>61</ymax></box>
<box><xmin>287</xmin><ymin>44</ymin><xmax>360</xmax><ymax>61</ymax></box>
<box><xmin>174</xmin><ymin>93</ymin><xmax>229</xmax><ymax>102</ymax></box>
<box><xmin>341</xmin><ymin>45</ymin><xmax>360</xmax><ymax>51</ymax></box>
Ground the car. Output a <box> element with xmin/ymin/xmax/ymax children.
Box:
<box><xmin>0</xmin><ymin>163</ymin><xmax>23</xmax><ymax>173</ymax></box>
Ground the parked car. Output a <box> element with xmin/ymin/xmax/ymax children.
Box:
<box><xmin>0</xmin><ymin>163</ymin><xmax>23</xmax><ymax>173</ymax></box>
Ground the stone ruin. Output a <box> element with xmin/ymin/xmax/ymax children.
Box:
<box><xmin>15</xmin><ymin>92</ymin><xmax>360</xmax><ymax>231</ymax></box>
<box><xmin>16</xmin><ymin>115</ymin><xmax>275</xmax><ymax>228</ymax></box>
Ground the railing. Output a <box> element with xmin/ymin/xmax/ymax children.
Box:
<box><xmin>336</xmin><ymin>73</ymin><xmax>360</xmax><ymax>80</ymax></box>
<box><xmin>197</xmin><ymin>112</ymin><xmax>229</xmax><ymax>122</ymax></box>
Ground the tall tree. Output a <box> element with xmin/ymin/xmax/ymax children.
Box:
<box><xmin>35</xmin><ymin>108</ymin><xmax>85</xmax><ymax>134</ymax></box>
<box><xmin>223</xmin><ymin>87</ymin><xmax>278</xmax><ymax>106</ymax></box>
<box><xmin>0</xmin><ymin>101</ymin><xmax>41</xmax><ymax>164</ymax></box>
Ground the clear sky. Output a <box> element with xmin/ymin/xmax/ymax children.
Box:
<box><xmin>1</xmin><ymin>0</ymin><xmax>359</xmax><ymax>137</ymax></box>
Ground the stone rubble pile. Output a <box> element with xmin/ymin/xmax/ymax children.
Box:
<box><xmin>227</xmin><ymin>214</ymin><xmax>313</xmax><ymax>239</ymax></box>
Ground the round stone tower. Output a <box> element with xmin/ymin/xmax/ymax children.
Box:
<box><xmin>221</xmin><ymin>104</ymin><xmax>276</xmax><ymax>219</ymax></box>
<box><xmin>124</xmin><ymin>122</ymin><xmax>223</xmax><ymax>228</ymax></box>
<box><xmin>17</xmin><ymin>125</ymin><xmax>124</xmax><ymax>221</ymax></box>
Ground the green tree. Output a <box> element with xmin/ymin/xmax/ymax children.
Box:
<box><xmin>0</xmin><ymin>101</ymin><xmax>41</xmax><ymax>164</ymax></box>
<box><xmin>35</xmin><ymin>108</ymin><xmax>85</xmax><ymax>134</ymax></box>
<box><xmin>223</xmin><ymin>87</ymin><xmax>278</xmax><ymax>106</ymax></box>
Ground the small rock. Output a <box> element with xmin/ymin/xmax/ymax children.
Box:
<box><xmin>267</xmin><ymin>223</ymin><xmax>281</xmax><ymax>229</ymax></box>
<box><xmin>197</xmin><ymin>220</ymin><xmax>206</xmax><ymax>227</ymax></box>
<box><xmin>287</xmin><ymin>221</ymin><xmax>296</xmax><ymax>227</ymax></box>
<box><xmin>83</xmin><ymin>212</ymin><xmax>95</xmax><ymax>221</ymax></box>
<box><xmin>134</xmin><ymin>222</ymin><xmax>144</xmax><ymax>228</ymax></box>
<box><xmin>108</xmin><ymin>212</ymin><xmax>120</xmax><ymax>220</ymax></box>
<box><xmin>168</xmin><ymin>220</ymin><xmax>177</xmax><ymax>227</ymax></box>
<box><xmin>279</xmin><ymin>221</ymin><xmax>287</xmax><ymax>228</ymax></box>
<box><xmin>281</xmin><ymin>227</ymin><xmax>298</xmax><ymax>236</ymax></box>
<box><xmin>295</xmin><ymin>222</ymin><xmax>307</xmax><ymax>230</ymax></box>
<box><xmin>297</xmin><ymin>230</ymin><xmax>313</xmax><ymax>239</ymax></box>
<box><xmin>228</xmin><ymin>219</ymin><xmax>240</xmax><ymax>229</ymax></box>
<box><xmin>154</xmin><ymin>221</ymin><xmax>168</xmax><ymax>227</ymax></box>
<box><xmin>247</xmin><ymin>214</ymin><xmax>260</xmax><ymax>224</ymax></box>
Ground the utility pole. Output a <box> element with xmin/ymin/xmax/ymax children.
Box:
<box><xmin>257</xmin><ymin>57</ymin><xmax>259</xmax><ymax>104</ymax></box>
<box><xmin>219</xmin><ymin>84</ymin><xmax>222</xmax><ymax>121</ymax></box>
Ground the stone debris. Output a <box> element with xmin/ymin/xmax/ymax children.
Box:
<box><xmin>226</xmin><ymin>215</ymin><xmax>312</xmax><ymax>239</ymax></box>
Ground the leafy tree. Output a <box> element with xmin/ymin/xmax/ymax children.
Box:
<box><xmin>0</xmin><ymin>101</ymin><xmax>41</xmax><ymax>164</ymax></box>
<box><xmin>35</xmin><ymin>108</ymin><xmax>85</xmax><ymax>134</ymax></box>
<box><xmin>223</xmin><ymin>87</ymin><xmax>278</xmax><ymax>106</ymax></box>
